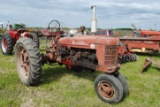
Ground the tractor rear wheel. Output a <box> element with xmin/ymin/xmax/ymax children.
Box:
<box><xmin>0</xmin><ymin>33</ymin><xmax>13</xmax><ymax>55</ymax></box>
<box><xmin>15</xmin><ymin>37</ymin><xmax>42</xmax><ymax>85</ymax></box>
<box><xmin>94</xmin><ymin>73</ymin><xmax>123</xmax><ymax>104</ymax></box>
<box><xmin>30</xmin><ymin>33</ymin><xmax>39</xmax><ymax>48</ymax></box>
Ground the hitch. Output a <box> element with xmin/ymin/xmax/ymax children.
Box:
<box><xmin>141</xmin><ymin>57</ymin><xmax>160</xmax><ymax>72</ymax></box>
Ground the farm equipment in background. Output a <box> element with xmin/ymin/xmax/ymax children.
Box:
<box><xmin>119</xmin><ymin>24</ymin><xmax>160</xmax><ymax>53</ymax></box>
<box><xmin>118</xmin><ymin>44</ymin><xmax>137</xmax><ymax>64</ymax></box>
<box><xmin>0</xmin><ymin>22</ymin><xmax>8</xmax><ymax>39</ymax></box>
<box><xmin>97</xmin><ymin>29</ymin><xmax>137</xmax><ymax>63</ymax></box>
<box><xmin>96</xmin><ymin>29</ymin><xmax>115</xmax><ymax>36</ymax></box>
<box><xmin>0</xmin><ymin>23</ymin><xmax>39</xmax><ymax>55</ymax></box>
<box><xmin>118</xmin><ymin>24</ymin><xmax>160</xmax><ymax>73</ymax></box>
<box><xmin>14</xmin><ymin>8</ymin><xmax>128</xmax><ymax>104</ymax></box>
<box><xmin>132</xmin><ymin>24</ymin><xmax>160</xmax><ymax>37</ymax></box>
<box><xmin>141</xmin><ymin>57</ymin><xmax>160</xmax><ymax>72</ymax></box>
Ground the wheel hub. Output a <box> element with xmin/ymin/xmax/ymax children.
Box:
<box><xmin>98</xmin><ymin>81</ymin><xmax>115</xmax><ymax>99</ymax></box>
<box><xmin>1</xmin><ymin>38</ymin><xmax>7</xmax><ymax>52</ymax></box>
<box><xmin>18</xmin><ymin>47</ymin><xmax>30</xmax><ymax>78</ymax></box>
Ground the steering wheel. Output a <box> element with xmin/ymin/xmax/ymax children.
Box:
<box><xmin>47</xmin><ymin>20</ymin><xmax>61</xmax><ymax>33</ymax></box>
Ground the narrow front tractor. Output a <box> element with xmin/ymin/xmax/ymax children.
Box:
<box><xmin>0</xmin><ymin>23</ymin><xmax>39</xmax><ymax>55</ymax></box>
<box><xmin>14</xmin><ymin>20</ymin><xmax>128</xmax><ymax>104</ymax></box>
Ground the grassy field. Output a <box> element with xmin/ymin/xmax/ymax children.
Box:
<box><xmin>0</xmin><ymin>47</ymin><xmax>160</xmax><ymax>107</ymax></box>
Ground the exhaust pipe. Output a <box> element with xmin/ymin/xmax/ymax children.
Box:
<box><xmin>91</xmin><ymin>6</ymin><xmax>97</xmax><ymax>35</ymax></box>
<box><xmin>7</xmin><ymin>21</ymin><xmax>10</xmax><ymax>30</ymax></box>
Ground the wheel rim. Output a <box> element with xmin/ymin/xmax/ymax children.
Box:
<box><xmin>98</xmin><ymin>81</ymin><xmax>115</xmax><ymax>100</ymax></box>
<box><xmin>1</xmin><ymin>37</ymin><xmax>7</xmax><ymax>52</ymax></box>
<box><xmin>17</xmin><ymin>46</ymin><xmax>30</xmax><ymax>79</ymax></box>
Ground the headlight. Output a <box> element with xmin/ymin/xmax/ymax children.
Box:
<box><xmin>90</xmin><ymin>43</ymin><xmax>96</xmax><ymax>49</ymax></box>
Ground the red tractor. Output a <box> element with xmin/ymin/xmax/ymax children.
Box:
<box><xmin>0</xmin><ymin>23</ymin><xmax>39</xmax><ymax>55</ymax></box>
<box><xmin>120</xmin><ymin>24</ymin><xmax>160</xmax><ymax>53</ymax></box>
<box><xmin>14</xmin><ymin>20</ymin><xmax>128</xmax><ymax>104</ymax></box>
<box><xmin>132</xmin><ymin>24</ymin><xmax>160</xmax><ymax>37</ymax></box>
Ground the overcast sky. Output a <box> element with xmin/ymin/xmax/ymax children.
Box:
<box><xmin>0</xmin><ymin>0</ymin><xmax>160</xmax><ymax>30</ymax></box>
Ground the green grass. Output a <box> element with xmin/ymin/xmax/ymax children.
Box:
<box><xmin>0</xmin><ymin>48</ymin><xmax>160</xmax><ymax>107</ymax></box>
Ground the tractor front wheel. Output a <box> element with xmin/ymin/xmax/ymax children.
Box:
<box><xmin>15</xmin><ymin>37</ymin><xmax>42</xmax><ymax>85</ymax></box>
<box><xmin>94</xmin><ymin>73</ymin><xmax>123</xmax><ymax>104</ymax></box>
<box><xmin>0</xmin><ymin>34</ymin><xmax>13</xmax><ymax>55</ymax></box>
<box><xmin>117</xmin><ymin>73</ymin><xmax>129</xmax><ymax>99</ymax></box>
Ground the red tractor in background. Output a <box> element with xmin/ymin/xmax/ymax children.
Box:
<box><xmin>120</xmin><ymin>24</ymin><xmax>160</xmax><ymax>53</ymax></box>
<box><xmin>14</xmin><ymin>20</ymin><xmax>128</xmax><ymax>104</ymax></box>
<box><xmin>97</xmin><ymin>29</ymin><xmax>137</xmax><ymax>63</ymax></box>
<box><xmin>132</xmin><ymin>24</ymin><xmax>160</xmax><ymax>37</ymax></box>
<box><xmin>0</xmin><ymin>23</ymin><xmax>39</xmax><ymax>55</ymax></box>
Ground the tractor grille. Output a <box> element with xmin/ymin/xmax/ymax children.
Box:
<box><xmin>105</xmin><ymin>45</ymin><xmax>118</xmax><ymax>66</ymax></box>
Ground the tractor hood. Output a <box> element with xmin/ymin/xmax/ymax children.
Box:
<box><xmin>58</xmin><ymin>35</ymin><xmax>119</xmax><ymax>49</ymax></box>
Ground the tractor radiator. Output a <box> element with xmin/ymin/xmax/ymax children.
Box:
<box><xmin>105</xmin><ymin>45</ymin><xmax>118</xmax><ymax>66</ymax></box>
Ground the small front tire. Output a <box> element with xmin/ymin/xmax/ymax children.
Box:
<box><xmin>94</xmin><ymin>73</ymin><xmax>123</xmax><ymax>104</ymax></box>
<box><xmin>117</xmin><ymin>73</ymin><xmax>129</xmax><ymax>99</ymax></box>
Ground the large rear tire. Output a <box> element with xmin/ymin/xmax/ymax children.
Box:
<box><xmin>94</xmin><ymin>73</ymin><xmax>123</xmax><ymax>104</ymax></box>
<box><xmin>30</xmin><ymin>33</ymin><xmax>39</xmax><ymax>48</ymax></box>
<box><xmin>0</xmin><ymin>33</ymin><xmax>13</xmax><ymax>55</ymax></box>
<box><xmin>15</xmin><ymin>37</ymin><xmax>42</xmax><ymax>85</ymax></box>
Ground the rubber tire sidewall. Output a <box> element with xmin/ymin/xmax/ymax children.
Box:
<box><xmin>94</xmin><ymin>73</ymin><xmax>123</xmax><ymax>104</ymax></box>
<box><xmin>15</xmin><ymin>37</ymin><xmax>42</xmax><ymax>85</ymax></box>
<box><xmin>0</xmin><ymin>33</ymin><xmax>13</xmax><ymax>55</ymax></box>
<box><xmin>117</xmin><ymin>73</ymin><xmax>129</xmax><ymax>99</ymax></box>
<box><xmin>30</xmin><ymin>32</ymin><xmax>39</xmax><ymax>48</ymax></box>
